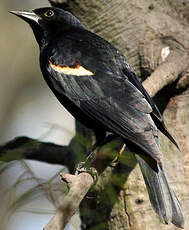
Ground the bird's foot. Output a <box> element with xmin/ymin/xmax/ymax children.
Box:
<box><xmin>75</xmin><ymin>161</ymin><xmax>98</xmax><ymax>184</ymax></box>
<box><xmin>111</xmin><ymin>143</ymin><xmax>126</xmax><ymax>165</ymax></box>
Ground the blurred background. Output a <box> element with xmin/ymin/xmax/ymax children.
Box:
<box><xmin>1</xmin><ymin>0</ymin><xmax>189</xmax><ymax>229</ymax></box>
<box><xmin>0</xmin><ymin>0</ymin><xmax>77</xmax><ymax>229</ymax></box>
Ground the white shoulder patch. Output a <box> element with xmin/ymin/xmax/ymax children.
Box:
<box><xmin>49</xmin><ymin>61</ymin><xmax>94</xmax><ymax>76</ymax></box>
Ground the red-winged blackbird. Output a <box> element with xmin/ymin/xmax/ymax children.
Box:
<box><xmin>10</xmin><ymin>7</ymin><xmax>184</xmax><ymax>228</ymax></box>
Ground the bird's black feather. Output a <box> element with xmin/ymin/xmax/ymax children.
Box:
<box><xmin>11</xmin><ymin>7</ymin><xmax>184</xmax><ymax>228</ymax></box>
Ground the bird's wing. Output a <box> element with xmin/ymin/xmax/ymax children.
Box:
<box><xmin>45</xmin><ymin>32</ymin><xmax>162</xmax><ymax>161</ymax></box>
<box><xmin>113</xmin><ymin>49</ymin><xmax>179</xmax><ymax>149</ymax></box>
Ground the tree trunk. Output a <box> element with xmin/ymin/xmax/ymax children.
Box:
<box><xmin>3</xmin><ymin>0</ymin><xmax>188</xmax><ymax>229</ymax></box>
<box><xmin>49</xmin><ymin>0</ymin><xmax>189</xmax><ymax>229</ymax></box>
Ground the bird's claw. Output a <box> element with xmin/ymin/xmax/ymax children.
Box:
<box><xmin>75</xmin><ymin>162</ymin><xmax>98</xmax><ymax>185</ymax></box>
<box><xmin>111</xmin><ymin>143</ymin><xmax>126</xmax><ymax>166</ymax></box>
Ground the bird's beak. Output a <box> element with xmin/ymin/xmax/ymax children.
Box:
<box><xmin>9</xmin><ymin>10</ymin><xmax>40</xmax><ymax>24</ymax></box>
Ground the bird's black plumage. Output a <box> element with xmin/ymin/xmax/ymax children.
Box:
<box><xmin>10</xmin><ymin>7</ymin><xmax>184</xmax><ymax>228</ymax></box>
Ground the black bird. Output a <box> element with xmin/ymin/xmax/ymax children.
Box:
<box><xmin>10</xmin><ymin>7</ymin><xmax>184</xmax><ymax>228</ymax></box>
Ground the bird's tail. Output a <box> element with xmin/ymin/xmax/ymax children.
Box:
<box><xmin>136</xmin><ymin>155</ymin><xmax>184</xmax><ymax>228</ymax></box>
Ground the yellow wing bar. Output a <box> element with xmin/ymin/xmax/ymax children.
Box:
<box><xmin>49</xmin><ymin>60</ymin><xmax>94</xmax><ymax>76</ymax></box>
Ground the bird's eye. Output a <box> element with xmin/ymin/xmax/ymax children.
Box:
<box><xmin>44</xmin><ymin>10</ymin><xmax>54</xmax><ymax>18</ymax></box>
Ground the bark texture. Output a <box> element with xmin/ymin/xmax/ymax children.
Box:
<box><xmin>44</xmin><ymin>173</ymin><xmax>94</xmax><ymax>230</ymax></box>
<box><xmin>49</xmin><ymin>0</ymin><xmax>189</xmax><ymax>229</ymax></box>
<box><xmin>2</xmin><ymin>0</ymin><xmax>189</xmax><ymax>229</ymax></box>
<box><xmin>48</xmin><ymin>0</ymin><xmax>189</xmax><ymax>230</ymax></box>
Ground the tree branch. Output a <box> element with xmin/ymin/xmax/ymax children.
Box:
<box><xmin>43</xmin><ymin>136</ymin><xmax>125</xmax><ymax>229</ymax></box>
<box><xmin>0</xmin><ymin>135</ymin><xmax>124</xmax><ymax>229</ymax></box>
<box><xmin>4</xmin><ymin>1</ymin><xmax>188</xmax><ymax>229</ymax></box>
<box><xmin>44</xmin><ymin>173</ymin><xmax>93</xmax><ymax>230</ymax></box>
<box><xmin>0</xmin><ymin>136</ymin><xmax>76</xmax><ymax>171</ymax></box>
<box><xmin>176</xmin><ymin>68</ymin><xmax>189</xmax><ymax>91</ymax></box>
<box><xmin>142</xmin><ymin>51</ymin><xmax>189</xmax><ymax>97</ymax></box>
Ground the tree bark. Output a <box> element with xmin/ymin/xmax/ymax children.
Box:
<box><xmin>2</xmin><ymin>0</ymin><xmax>189</xmax><ymax>229</ymax></box>
<box><xmin>44</xmin><ymin>173</ymin><xmax>94</xmax><ymax>230</ymax></box>
<box><xmin>48</xmin><ymin>1</ymin><xmax>189</xmax><ymax>229</ymax></box>
<box><xmin>49</xmin><ymin>0</ymin><xmax>189</xmax><ymax>229</ymax></box>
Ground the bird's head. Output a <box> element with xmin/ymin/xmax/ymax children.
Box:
<box><xmin>10</xmin><ymin>7</ymin><xmax>84</xmax><ymax>46</ymax></box>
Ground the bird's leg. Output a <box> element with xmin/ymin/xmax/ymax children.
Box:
<box><xmin>111</xmin><ymin>143</ymin><xmax>126</xmax><ymax>166</ymax></box>
<box><xmin>78</xmin><ymin>133</ymin><xmax>118</xmax><ymax>166</ymax></box>
<box><xmin>75</xmin><ymin>134</ymin><xmax>118</xmax><ymax>182</ymax></box>
<box><xmin>75</xmin><ymin>147</ymin><xmax>99</xmax><ymax>184</ymax></box>
<box><xmin>85</xmin><ymin>133</ymin><xmax>118</xmax><ymax>162</ymax></box>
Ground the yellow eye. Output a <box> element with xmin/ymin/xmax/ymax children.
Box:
<box><xmin>44</xmin><ymin>10</ymin><xmax>54</xmax><ymax>18</ymax></box>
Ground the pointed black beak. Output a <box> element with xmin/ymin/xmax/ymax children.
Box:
<box><xmin>9</xmin><ymin>10</ymin><xmax>40</xmax><ymax>24</ymax></box>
